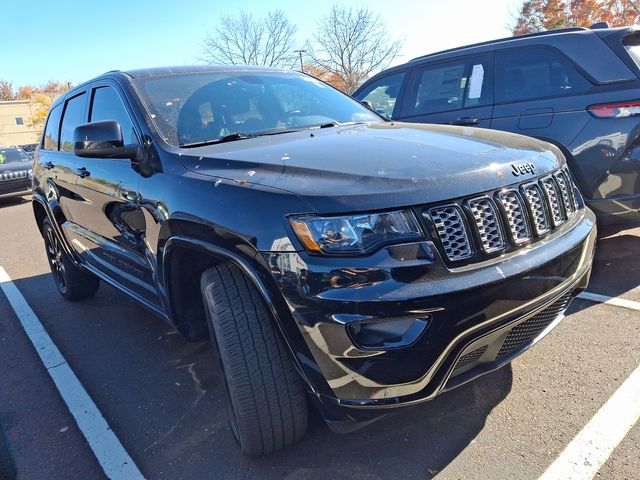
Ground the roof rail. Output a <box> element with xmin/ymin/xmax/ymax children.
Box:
<box><xmin>409</xmin><ymin>27</ymin><xmax>587</xmax><ymax>63</ymax></box>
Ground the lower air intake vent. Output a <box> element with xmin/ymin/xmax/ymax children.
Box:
<box><xmin>429</xmin><ymin>205</ymin><xmax>473</xmax><ymax>261</ymax></box>
<box><xmin>496</xmin><ymin>292</ymin><xmax>572</xmax><ymax>360</ymax></box>
<box><xmin>453</xmin><ymin>345</ymin><xmax>488</xmax><ymax>371</ymax></box>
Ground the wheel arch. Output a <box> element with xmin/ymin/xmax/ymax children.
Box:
<box><xmin>160</xmin><ymin>237</ymin><xmax>310</xmax><ymax>380</ymax></box>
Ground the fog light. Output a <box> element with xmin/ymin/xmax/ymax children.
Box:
<box><xmin>348</xmin><ymin>316</ymin><xmax>430</xmax><ymax>350</ymax></box>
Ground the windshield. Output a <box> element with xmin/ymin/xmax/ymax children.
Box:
<box><xmin>0</xmin><ymin>148</ymin><xmax>31</xmax><ymax>165</ymax></box>
<box><xmin>132</xmin><ymin>71</ymin><xmax>381</xmax><ymax>146</ymax></box>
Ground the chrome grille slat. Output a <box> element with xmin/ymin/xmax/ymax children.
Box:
<box><xmin>429</xmin><ymin>205</ymin><xmax>473</xmax><ymax>261</ymax></box>
<box><xmin>497</xmin><ymin>190</ymin><xmax>530</xmax><ymax>245</ymax></box>
<box><xmin>540</xmin><ymin>176</ymin><xmax>565</xmax><ymax>227</ymax></box>
<box><xmin>0</xmin><ymin>170</ymin><xmax>28</xmax><ymax>182</ymax></box>
<box><xmin>554</xmin><ymin>170</ymin><xmax>575</xmax><ymax>216</ymax></box>
<box><xmin>467</xmin><ymin>197</ymin><xmax>505</xmax><ymax>253</ymax></box>
<box><xmin>521</xmin><ymin>183</ymin><xmax>550</xmax><ymax>236</ymax></box>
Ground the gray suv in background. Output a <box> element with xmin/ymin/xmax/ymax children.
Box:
<box><xmin>354</xmin><ymin>24</ymin><xmax>640</xmax><ymax>225</ymax></box>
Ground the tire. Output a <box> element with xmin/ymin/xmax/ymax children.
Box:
<box><xmin>200</xmin><ymin>264</ymin><xmax>308</xmax><ymax>456</ymax></box>
<box><xmin>42</xmin><ymin>217</ymin><xmax>100</xmax><ymax>301</ymax></box>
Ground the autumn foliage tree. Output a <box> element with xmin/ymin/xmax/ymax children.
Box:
<box><xmin>0</xmin><ymin>79</ymin><xmax>72</xmax><ymax>134</ymax></box>
<box><xmin>512</xmin><ymin>0</ymin><xmax>640</xmax><ymax>35</ymax></box>
<box><xmin>303</xmin><ymin>65</ymin><xmax>347</xmax><ymax>91</ymax></box>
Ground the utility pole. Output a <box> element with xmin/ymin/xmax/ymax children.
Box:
<box><xmin>294</xmin><ymin>50</ymin><xmax>306</xmax><ymax>73</ymax></box>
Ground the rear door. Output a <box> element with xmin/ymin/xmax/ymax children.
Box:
<box><xmin>490</xmin><ymin>45</ymin><xmax>593</xmax><ymax>145</ymax></box>
<box><xmin>38</xmin><ymin>94</ymin><xmax>84</xmax><ymax>229</ymax></box>
<box><xmin>397</xmin><ymin>54</ymin><xmax>494</xmax><ymax>127</ymax></box>
<box><xmin>64</xmin><ymin>82</ymin><xmax>161</xmax><ymax>309</ymax></box>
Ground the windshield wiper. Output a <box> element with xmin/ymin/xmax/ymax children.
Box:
<box><xmin>180</xmin><ymin>132</ymin><xmax>256</xmax><ymax>148</ymax></box>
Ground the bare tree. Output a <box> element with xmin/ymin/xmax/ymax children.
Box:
<box><xmin>307</xmin><ymin>5</ymin><xmax>403</xmax><ymax>93</ymax></box>
<box><xmin>201</xmin><ymin>10</ymin><xmax>297</xmax><ymax>68</ymax></box>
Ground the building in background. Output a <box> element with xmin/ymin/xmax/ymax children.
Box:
<box><xmin>0</xmin><ymin>100</ymin><xmax>38</xmax><ymax>146</ymax></box>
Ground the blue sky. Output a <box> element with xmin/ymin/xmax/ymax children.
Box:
<box><xmin>1</xmin><ymin>0</ymin><xmax>521</xmax><ymax>87</ymax></box>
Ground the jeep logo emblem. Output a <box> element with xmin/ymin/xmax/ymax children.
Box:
<box><xmin>511</xmin><ymin>162</ymin><xmax>536</xmax><ymax>177</ymax></box>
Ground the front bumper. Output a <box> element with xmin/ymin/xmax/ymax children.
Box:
<box><xmin>263</xmin><ymin>207</ymin><xmax>596</xmax><ymax>425</ymax></box>
<box><xmin>0</xmin><ymin>178</ymin><xmax>32</xmax><ymax>199</ymax></box>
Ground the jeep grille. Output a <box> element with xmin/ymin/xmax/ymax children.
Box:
<box><xmin>0</xmin><ymin>170</ymin><xmax>28</xmax><ymax>182</ymax></box>
<box><xmin>425</xmin><ymin>167</ymin><xmax>579</xmax><ymax>263</ymax></box>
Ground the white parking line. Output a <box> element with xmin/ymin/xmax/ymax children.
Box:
<box><xmin>0</xmin><ymin>266</ymin><xmax>145</xmax><ymax>480</ymax></box>
<box><xmin>577</xmin><ymin>291</ymin><xmax>640</xmax><ymax>311</ymax></box>
<box><xmin>539</xmin><ymin>364</ymin><xmax>640</xmax><ymax>480</ymax></box>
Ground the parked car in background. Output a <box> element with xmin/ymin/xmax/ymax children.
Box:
<box><xmin>32</xmin><ymin>66</ymin><xmax>595</xmax><ymax>455</ymax></box>
<box><xmin>0</xmin><ymin>146</ymin><xmax>32</xmax><ymax>200</ymax></box>
<box><xmin>354</xmin><ymin>23</ymin><xmax>640</xmax><ymax>225</ymax></box>
<box><xmin>20</xmin><ymin>143</ymin><xmax>38</xmax><ymax>158</ymax></box>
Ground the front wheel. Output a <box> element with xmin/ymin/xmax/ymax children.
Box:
<box><xmin>200</xmin><ymin>264</ymin><xmax>308</xmax><ymax>456</ymax></box>
<box><xmin>42</xmin><ymin>217</ymin><xmax>100</xmax><ymax>301</ymax></box>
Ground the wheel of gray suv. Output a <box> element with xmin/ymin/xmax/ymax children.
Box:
<box><xmin>200</xmin><ymin>264</ymin><xmax>308</xmax><ymax>456</ymax></box>
<box><xmin>42</xmin><ymin>217</ymin><xmax>100</xmax><ymax>301</ymax></box>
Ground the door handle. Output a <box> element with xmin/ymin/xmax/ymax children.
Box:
<box><xmin>74</xmin><ymin>167</ymin><xmax>90</xmax><ymax>178</ymax></box>
<box><xmin>43</xmin><ymin>161</ymin><xmax>54</xmax><ymax>170</ymax></box>
<box><xmin>449</xmin><ymin>117</ymin><xmax>480</xmax><ymax>126</ymax></box>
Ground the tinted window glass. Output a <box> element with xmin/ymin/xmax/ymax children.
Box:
<box><xmin>495</xmin><ymin>47</ymin><xmax>591</xmax><ymax>103</ymax></box>
<box><xmin>355</xmin><ymin>72</ymin><xmax>405</xmax><ymax>118</ymax></box>
<box><xmin>0</xmin><ymin>147</ymin><xmax>31</xmax><ymax>164</ymax></box>
<box><xmin>59</xmin><ymin>93</ymin><xmax>87</xmax><ymax>152</ymax></box>
<box><xmin>42</xmin><ymin>103</ymin><xmax>62</xmax><ymax>150</ymax></box>
<box><xmin>132</xmin><ymin>72</ymin><xmax>379</xmax><ymax>146</ymax></box>
<box><xmin>406</xmin><ymin>58</ymin><xmax>491</xmax><ymax>116</ymax></box>
<box><xmin>90</xmin><ymin>87</ymin><xmax>136</xmax><ymax>144</ymax></box>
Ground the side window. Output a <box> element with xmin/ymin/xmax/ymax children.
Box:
<box><xmin>59</xmin><ymin>93</ymin><xmax>87</xmax><ymax>152</ymax></box>
<box><xmin>42</xmin><ymin>103</ymin><xmax>63</xmax><ymax>150</ymax></box>
<box><xmin>355</xmin><ymin>72</ymin><xmax>405</xmax><ymax>119</ymax></box>
<box><xmin>405</xmin><ymin>57</ymin><xmax>491</xmax><ymax>116</ymax></box>
<box><xmin>90</xmin><ymin>87</ymin><xmax>136</xmax><ymax>145</ymax></box>
<box><xmin>495</xmin><ymin>46</ymin><xmax>591</xmax><ymax>103</ymax></box>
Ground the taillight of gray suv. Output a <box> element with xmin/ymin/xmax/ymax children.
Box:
<box><xmin>354</xmin><ymin>23</ymin><xmax>640</xmax><ymax>226</ymax></box>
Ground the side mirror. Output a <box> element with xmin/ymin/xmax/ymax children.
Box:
<box><xmin>73</xmin><ymin>120</ymin><xmax>138</xmax><ymax>159</ymax></box>
<box><xmin>360</xmin><ymin>100</ymin><xmax>375</xmax><ymax>111</ymax></box>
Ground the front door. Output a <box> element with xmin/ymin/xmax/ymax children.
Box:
<box><xmin>64</xmin><ymin>83</ymin><xmax>161</xmax><ymax>310</ymax></box>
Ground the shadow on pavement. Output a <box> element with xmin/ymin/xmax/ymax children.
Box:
<box><xmin>258</xmin><ymin>365</ymin><xmax>513</xmax><ymax>479</ymax></box>
<box><xmin>580</xmin><ymin>226</ymin><xmax>640</xmax><ymax>302</ymax></box>
<box><xmin>2</xmin><ymin>270</ymin><xmax>514</xmax><ymax>479</ymax></box>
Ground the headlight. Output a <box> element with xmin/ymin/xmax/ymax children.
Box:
<box><xmin>290</xmin><ymin>209</ymin><xmax>423</xmax><ymax>255</ymax></box>
<box><xmin>28</xmin><ymin>169</ymin><xmax>33</xmax><ymax>177</ymax></box>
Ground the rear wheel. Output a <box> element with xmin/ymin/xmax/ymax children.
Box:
<box><xmin>200</xmin><ymin>264</ymin><xmax>308</xmax><ymax>456</ymax></box>
<box><xmin>42</xmin><ymin>217</ymin><xmax>100</xmax><ymax>301</ymax></box>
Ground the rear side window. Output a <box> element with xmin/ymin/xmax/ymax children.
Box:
<box><xmin>495</xmin><ymin>46</ymin><xmax>591</xmax><ymax>103</ymax></box>
<box><xmin>42</xmin><ymin>104</ymin><xmax>62</xmax><ymax>150</ymax></box>
<box><xmin>403</xmin><ymin>57</ymin><xmax>492</xmax><ymax>116</ymax></box>
<box><xmin>355</xmin><ymin>72</ymin><xmax>405</xmax><ymax>119</ymax></box>
<box><xmin>89</xmin><ymin>87</ymin><xmax>136</xmax><ymax>145</ymax></box>
<box><xmin>59</xmin><ymin>93</ymin><xmax>87</xmax><ymax>152</ymax></box>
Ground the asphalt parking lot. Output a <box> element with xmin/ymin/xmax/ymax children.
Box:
<box><xmin>0</xmin><ymin>196</ymin><xmax>638</xmax><ymax>480</ymax></box>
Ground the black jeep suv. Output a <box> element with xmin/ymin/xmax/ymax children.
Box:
<box><xmin>0</xmin><ymin>147</ymin><xmax>32</xmax><ymax>200</ymax></box>
<box><xmin>354</xmin><ymin>24</ymin><xmax>640</xmax><ymax>225</ymax></box>
<box><xmin>32</xmin><ymin>66</ymin><xmax>596</xmax><ymax>455</ymax></box>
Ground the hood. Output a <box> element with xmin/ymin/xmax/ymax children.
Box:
<box><xmin>0</xmin><ymin>161</ymin><xmax>31</xmax><ymax>173</ymax></box>
<box><xmin>180</xmin><ymin>122</ymin><xmax>564</xmax><ymax>213</ymax></box>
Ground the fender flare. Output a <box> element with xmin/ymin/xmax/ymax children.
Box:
<box><xmin>161</xmin><ymin>236</ymin><xmax>322</xmax><ymax>395</ymax></box>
